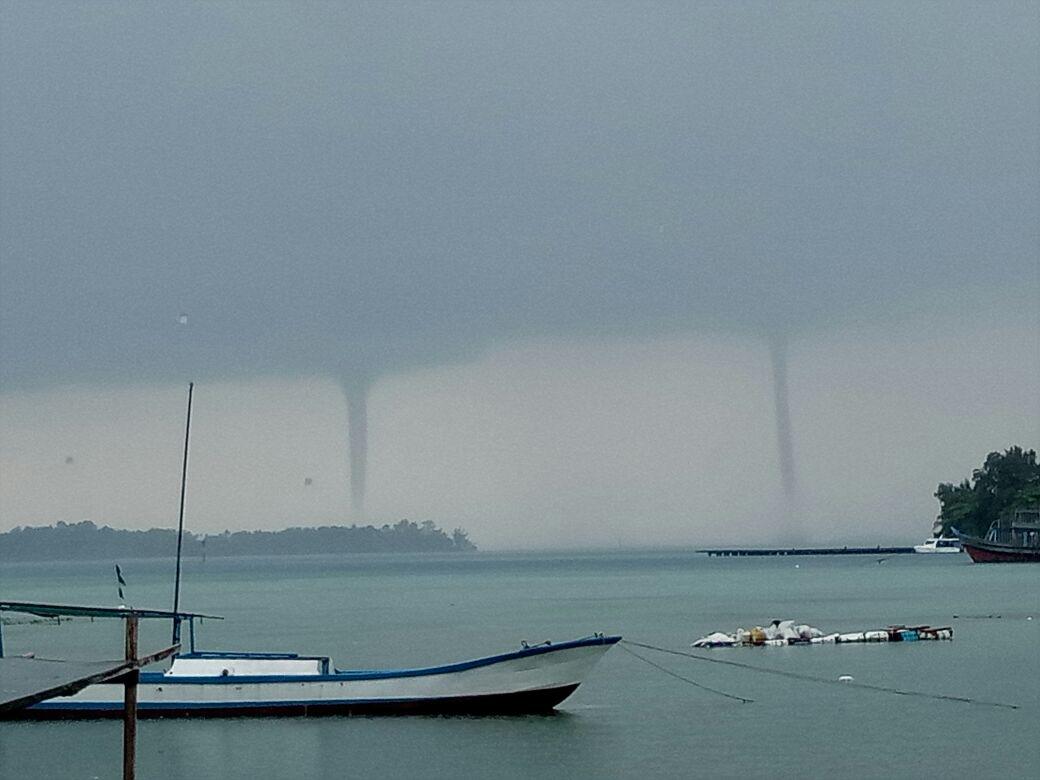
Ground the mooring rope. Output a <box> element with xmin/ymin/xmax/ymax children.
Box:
<box><xmin>621</xmin><ymin>640</ymin><xmax>1020</xmax><ymax>710</ymax></box>
<box><xmin>618</xmin><ymin>642</ymin><xmax>754</xmax><ymax>703</ymax></box>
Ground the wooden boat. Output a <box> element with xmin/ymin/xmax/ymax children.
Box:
<box><xmin>12</xmin><ymin>388</ymin><xmax>620</xmax><ymax>718</ymax></box>
<box><xmin>955</xmin><ymin>508</ymin><xmax>1040</xmax><ymax>563</ymax></box>
<box><xmin>22</xmin><ymin>627</ymin><xmax>620</xmax><ymax>718</ymax></box>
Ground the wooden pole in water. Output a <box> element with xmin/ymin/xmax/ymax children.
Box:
<box><xmin>123</xmin><ymin>615</ymin><xmax>139</xmax><ymax>780</ymax></box>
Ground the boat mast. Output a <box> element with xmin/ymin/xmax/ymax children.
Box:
<box><xmin>172</xmin><ymin>382</ymin><xmax>194</xmax><ymax>645</ymax></box>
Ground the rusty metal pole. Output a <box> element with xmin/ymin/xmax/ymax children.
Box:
<box><xmin>123</xmin><ymin>615</ymin><xmax>139</xmax><ymax>780</ymax></box>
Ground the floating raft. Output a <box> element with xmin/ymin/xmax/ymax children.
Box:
<box><xmin>692</xmin><ymin>621</ymin><xmax>953</xmax><ymax>648</ymax></box>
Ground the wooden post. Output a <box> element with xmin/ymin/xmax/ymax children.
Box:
<box><xmin>123</xmin><ymin>615</ymin><xmax>139</xmax><ymax>780</ymax></box>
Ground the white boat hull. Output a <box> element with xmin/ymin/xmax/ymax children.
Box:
<box><xmin>21</xmin><ymin>635</ymin><xmax>620</xmax><ymax>718</ymax></box>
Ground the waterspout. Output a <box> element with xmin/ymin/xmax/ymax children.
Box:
<box><xmin>342</xmin><ymin>377</ymin><xmax>370</xmax><ymax>517</ymax></box>
<box><xmin>768</xmin><ymin>333</ymin><xmax>798</xmax><ymax>501</ymax></box>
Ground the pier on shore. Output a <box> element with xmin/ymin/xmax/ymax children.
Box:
<box><xmin>698</xmin><ymin>546</ymin><xmax>914</xmax><ymax>558</ymax></box>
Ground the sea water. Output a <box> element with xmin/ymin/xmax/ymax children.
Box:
<box><xmin>1</xmin><ymin>551</ymin><xmax>1037</xmax><ymax>779</ymax></box>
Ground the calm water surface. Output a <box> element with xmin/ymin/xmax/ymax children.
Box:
<box><xmin>1</xmin><ymin>551</ymin><xmax>1038</xmax><ymax>779</ymax></box>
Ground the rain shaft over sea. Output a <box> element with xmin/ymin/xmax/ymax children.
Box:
<box><xmin>1</xmin><ymin>551</ymin><xmax>1037</xmax><ymax>779</ymax></box>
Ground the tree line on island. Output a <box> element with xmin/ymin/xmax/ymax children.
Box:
<box><xmin>934</xmin><ymin>446</ymin><xmax>1039</xmax><ymax>538</ymax></box>
<box><xmin>0</xmin><ymin>519</ymin><xmax>476</xmax><ymax>562</ymax></box>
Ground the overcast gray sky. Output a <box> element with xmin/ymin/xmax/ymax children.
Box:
<box><xmin>1</xmin><ymin>1</ymin><xmax>1037</xmax><ymax>547</ymax></box>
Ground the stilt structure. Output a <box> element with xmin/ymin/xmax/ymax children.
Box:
<box><xmin>0</xmin><ymin>601</ymin><xmax>219</xmax><ymax>779</ymax></box>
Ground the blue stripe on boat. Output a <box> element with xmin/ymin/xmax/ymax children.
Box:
<box><xmin>30</xmin><ymin>689</ymin><xmax>564</xmax><ymax>710</ymax></box>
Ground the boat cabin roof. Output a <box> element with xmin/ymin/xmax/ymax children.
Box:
<box><xmin>0</xmin><ymin>600</ymin><xmax>221</xmax><ymax>621</ymax></box>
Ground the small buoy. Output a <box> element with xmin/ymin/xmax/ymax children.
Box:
<box><xmin>794</xmin><ymin>564</ymin><xmax>800</xmax><ymax>569</ymax></box>
<box><xmin>1028</xmin><ymin>616</ymin><xmax>1033</xmax><ymax>621</ymax></box>
<box><xmin>838</xmin><ymin>675</ymin><xmax>854</xmax><ymax>683</ymax></box>
<box><xmin>178</xmin><ymin>313</ymin><xmax>189</xmax><ymax>325</ymax></box>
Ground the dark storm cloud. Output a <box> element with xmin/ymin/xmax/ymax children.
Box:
<box><xmin>2</xmin><ymin>1</ymin><xmax>1035</xmax><ymax>391</ymax></box>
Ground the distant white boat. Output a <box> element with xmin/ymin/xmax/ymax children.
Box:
<box><xmin>23</xmin><ymin>632</ymin><xmax>620</xmax><ymax>717</ymax></box>
<box><xmin>913</xmin><ymin>536</ymin><xmax>961</xmax><ymax>554</ymax></box>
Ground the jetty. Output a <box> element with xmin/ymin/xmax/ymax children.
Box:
<box><xmin>698</xmin><ymin>546</ymin><xmax>914</xmax><ymax>557</ymax></box>
<box><xmin>1</xmin><ymin>601</ymin><xmax>219</xmax><ymax>780</ymax></box>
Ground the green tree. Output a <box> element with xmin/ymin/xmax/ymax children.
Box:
<box><xmin>935</xmin><ymin>447</ymin><xmax>1040</xmax><ymax>537</ymax></box>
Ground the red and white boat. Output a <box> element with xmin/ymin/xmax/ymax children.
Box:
<box><xmin>956</xmin><ymin>508</ymin><xmax>1040</xmax><ymax>563</ymax></box>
